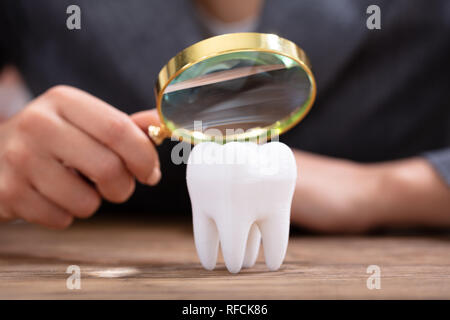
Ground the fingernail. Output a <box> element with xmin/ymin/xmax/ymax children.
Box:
<box><xmin>147</xmin><ymin>166</ymin><xmax>161</xmax><ymax>185</ymax></box>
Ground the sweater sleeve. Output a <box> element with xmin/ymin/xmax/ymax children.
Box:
<box><xmin>423</xmin><ymin>148</ymin><xmax>450</xmax><ymax>187</ymax></box>
<box><xmin>0</xmin><ymin>1</ymin><xmax>17</xmax><ymax>70</ymax></box>
<box><xmin>0</xmin><ymin>2</ymin><xmax>7</xmax><ymax>70</ymax></box>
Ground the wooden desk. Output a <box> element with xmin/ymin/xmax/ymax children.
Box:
<box><xmin>0</xmin><ymin>218</ymin><xmax>449</xmax><ymax>299</ymax></box>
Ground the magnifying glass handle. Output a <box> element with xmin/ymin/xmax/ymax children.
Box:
<box><xmin>148</xmin><ymin>125</ymin><xmax>169</xmax><ymax>145</ymax></box>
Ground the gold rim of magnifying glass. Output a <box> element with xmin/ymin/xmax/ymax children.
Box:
<box><xmin>150</xmin><ymin>32</ymin><xmax>316</xmax><ymax>145</ymax></box>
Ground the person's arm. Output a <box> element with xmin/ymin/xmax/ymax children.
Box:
<box><xmin>291</xmin><ymin>150</ymin><xmax>450</xmax><ymax>233</ymax></box>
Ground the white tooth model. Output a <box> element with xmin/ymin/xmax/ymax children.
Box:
<box><xmin>186</xmin><ymin>142</ymin><xmax>297</xmax><ymax>273</ymax></box>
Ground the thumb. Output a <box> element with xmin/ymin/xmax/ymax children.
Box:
<box><xmin>130</xmin><ymin>109</ymin><xmax>161</xmax><ymax>132</ymax></box>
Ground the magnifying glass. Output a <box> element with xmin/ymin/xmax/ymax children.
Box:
<box><xmin>148</xmin><ymin>32</ymin><xmax>316</xmax><ymax>145</ymax></box>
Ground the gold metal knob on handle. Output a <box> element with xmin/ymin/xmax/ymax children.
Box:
<box><xmin>148</xmin><ymin>125</ymin><xmax>169</xmax><ymax>146</ymax></box>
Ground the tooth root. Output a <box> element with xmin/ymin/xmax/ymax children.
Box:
<box><xmin>193</xmin><ymin>214</ymin><xmax>219</xmax><ymax>270</ymax></box>
<box><xmin>217</xmin><ymin>220</ymin><xmax>252</xmax><ymax>274</ymax></box>
<box><xmin>243</xmin><ymin>224</ymin><xmax>261</xmax><ymax>268</ymax></box>
<box><xmin>259</xmin><ymin>213</ymin><xmax>290</xmax><ymax>271</ymax></box>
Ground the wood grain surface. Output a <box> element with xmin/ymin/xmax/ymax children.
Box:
<box><xmin>0</xmin><ymin>218</ymin><xmax>449</xmax><ymax>299</ymax></box>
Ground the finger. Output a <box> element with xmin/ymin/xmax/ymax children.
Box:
<box><xmin>47</xmin><ymin>86</ymin><xmax>160</xmax><ymax>185</ymax></box>
<box><xmin>0</xmin><ymin>161</ymin><xmax>23</xmax><ymax>222</ymax></box>
<box><xmin>13</xmin><ymin>185</ymin><xmax>74</xmax><ymax>229</ymax></box>
<box><xmin>36</xmin><ymin>113</ymin><xmax>136</xmax><ymax>202</ymax></box>
<box><xmin>130</xmin><ymin>109</ymin><xmax>161</xmax><ymax>132</ymax></box>
<box><xmin>0</xmin><ymin>206</ymin><xmax>14</xmax><ymax>222</ymax></box>
<box><xmin>27</xmin><ymin>153</ymin><xmax>102</xmax><ymax>218</ymax></box>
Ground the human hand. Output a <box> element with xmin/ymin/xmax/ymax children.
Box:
<box><xmin>0</xmin><ymin>85</ymin><xmax>161</xmax><ymax>229</ymax></box>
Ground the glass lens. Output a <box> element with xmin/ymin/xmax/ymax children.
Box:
<box><xmin>160</xmin><ymin>51</ymin><xmax>312</xmax><ymax>141</ymax></box>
